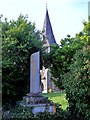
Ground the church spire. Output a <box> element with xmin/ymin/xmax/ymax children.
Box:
<box><xmin>42</xmin><ymin>6</ymin><xmax>56</xmax><ymax>47</ymax></box>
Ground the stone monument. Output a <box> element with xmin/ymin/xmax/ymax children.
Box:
<box><xmin>20</xmin><ymin>51</ymin><xmax>56</xmax><ymax>114</ymax></box>
<box><xmin>30</xmin><ymin>51</ymin><xmax>41</xmax><ymax>96</ymax></box>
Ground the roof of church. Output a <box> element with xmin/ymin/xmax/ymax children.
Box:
<box><xmin>42</xmin><ymin>8</ymin><xmax>57</xmax><ymax>45</ymax></box>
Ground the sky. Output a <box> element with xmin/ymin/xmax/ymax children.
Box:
<box><xmin>0</xmin><ymin>0</ymin><xmax>89</xmax><ymax>44</ymax></box>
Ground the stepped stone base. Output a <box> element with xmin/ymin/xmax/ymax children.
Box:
<box><xmin>20</xmin><ymin>103</ymin><xmax>56</xmax><ymax>114</ymax></box>
<box><xmin>20</xmin><ymin>95</ymin><xmax>56</xmax><ymax>114</ymax></box>
<box><xmin>23</xmin><ymin>96</ymin><xmax>49</xmax><ymax>104</ymax></box>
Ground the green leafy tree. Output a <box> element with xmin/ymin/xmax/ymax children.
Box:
<box><xmin>62</xmin><ymin>20</ymin><xmax>90</xmax><ymax>120</ymax></box>
<box><xmin>2</xmin><ymin>14</ymin><xmax>43</xmax><ymax>108</ymax></box>
<box><xmin>49</xmin><ymin>34</ymin><xmax>86</xmax><ymax>89</ymax></box>
<box><xmin>63</xmin><ymin>44</ymin><xmax>90</xmax><ymax>119</ymax></box>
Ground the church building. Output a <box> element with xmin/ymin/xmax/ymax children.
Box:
<box><xmin>40</xmin><ymin>7</ymin><xmax>57</xmax><ymax>93</ymax></box>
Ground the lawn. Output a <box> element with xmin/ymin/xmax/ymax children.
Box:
<box><xmin>43</xmin><ymin>91</ymin><xmax>68</xmax><ymax>110</ymax></box>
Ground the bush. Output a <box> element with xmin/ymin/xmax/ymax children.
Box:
<box><xmin>2</xmin><ymin>106</ymin><xmax>34</xmax><ymax>120</ymax></box>
<box><xmin>2</xmin><ymin>15</ymin><xmax>43</xmax><ymax>109</ymax></box>
<box><xmin>2</xmin><ymin>105</ymin><xmax>68</xmax><ymax>120</ymax></box>
<box><xmin>63</xmin><ymin>45</ymin><xmax>90</xmax><ymax>120</ymax></box>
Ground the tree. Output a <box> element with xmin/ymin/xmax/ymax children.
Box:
<box><xmin>2</xmin><ymin>14</ymin><xmax>43</xmax><ymax>108</ymax></box>
<box><xmin>63</xmin><ymin>44</ymin><xmax>90</xmax><ymax>119</ymax></box>
<box><xmin>49</xmin><ymin>34</ymin><xmax>86</xmax><ymax>89</ymax></box>
<box><xmin>61</xmin><ymin>20</ymin><xmax>90</xmax><ymax>120</ymax></box>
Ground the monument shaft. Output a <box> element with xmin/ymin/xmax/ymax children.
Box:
<box><xmin>30</xmin><ymin>51</ymin><xmax>40</xmax><ymax>94</ymax></box>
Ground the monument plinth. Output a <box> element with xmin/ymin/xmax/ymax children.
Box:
<box><xmin>20</xmin><ymin>51</ymin><xmax>56</xmax><ymax>114</ymax></box>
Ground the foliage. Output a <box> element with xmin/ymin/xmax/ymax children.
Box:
<box><xmin>49</xmin><ymin>34</ymin><xmax>86</xmax><ymax>89</ymax></box>
<box><xmin>2</xmin><ymin>14</ymin><xmax>43</xmax><ymax>109</ymax></box>
<box><xmin>2</xmin><ymin>105</ymin><xmax>68</xmax><ymax>120</ymax></box>
<box><xmin>63</xmin><ymin>44</ymin><xmax>90</xmax><ymax>120</ymax></box>
<box><xmin>2</xmin><ymin>106</ymin><xmax>34</xmax><ymax>120</ymax></box>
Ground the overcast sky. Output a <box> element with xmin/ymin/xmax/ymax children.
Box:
<box><xmin>1</xmin><ymin>0</ymin><xmax>89</xmax><ymax>44</ymax></box>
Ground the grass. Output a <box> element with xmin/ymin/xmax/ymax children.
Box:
<box><xmin>43</xmin><ymin>91</ymin><xmax>68</xmax><ymax>110</ymax></box>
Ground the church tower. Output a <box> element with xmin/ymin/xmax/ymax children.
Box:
<box><xmin>42</xmin><ymin>7</ymin><xmax>57</xmax><ymax>52</ymax></box>
<box><xmin>40</xmin><ymin>6</ymin><xmax>57</xmax><ymax>93</ymax></box>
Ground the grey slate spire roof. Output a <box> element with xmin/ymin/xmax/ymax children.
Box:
<box><xmin>42</xmin><ymin>7</ymin><xmax>57</xmax><ymax>46</ymax></box>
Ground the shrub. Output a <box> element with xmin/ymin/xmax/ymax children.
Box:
<box><xmin>63</xmin><ymin>45</ymin><xmax>90</xmax><ymax>120</ymax></box>
<box><xmin>2</xmin><ymin>105</ymin><xmax>68</xmax><ymax>120</ymax></box>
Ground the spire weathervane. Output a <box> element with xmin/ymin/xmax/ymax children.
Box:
<box><xmin>46</xmin><ymin>3</ymin><xmax>48</xmax><ymax>10</ymax></box>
